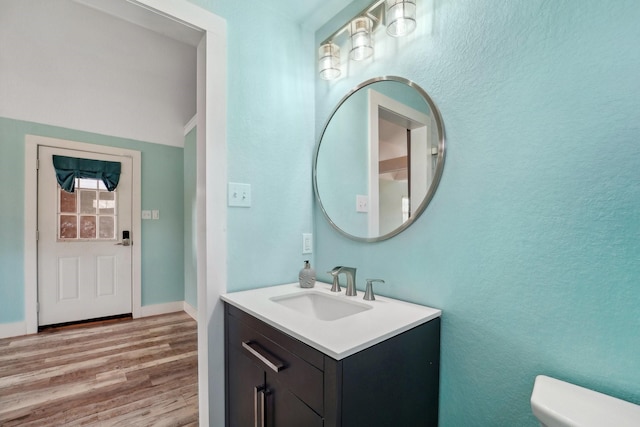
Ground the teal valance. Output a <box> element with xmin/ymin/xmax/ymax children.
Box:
<box><xmin>52</xmin><ymin>155</ymin><xmax>121</xmax><ymax>193</ymax></box>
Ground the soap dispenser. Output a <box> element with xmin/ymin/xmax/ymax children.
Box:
<box><xmin>298</xmin><ymin>260</ymin><xmax>316</xmax><ymax>288</ymax></box>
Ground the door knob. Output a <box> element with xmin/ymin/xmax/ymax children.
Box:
<box><xmin>116</xmin><ymin>230</ymin><xmax>131</xmax><ymax>246</ymax></box>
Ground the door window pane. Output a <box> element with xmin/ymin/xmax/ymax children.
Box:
<box><xmin>99</xmin><ymin>216</ymin><xmax>115</xmax><ymax>239</ymax></box>
<box><xmin>80</xmin><ymin>216</ymin><xmax>97</xmax><ymax>239</ymax></box>
<box><xmin>57</xmin><ymin>178</ymin><xmax>117</xmax><ymax>241</ymax></box>
<box><xmin>80</xmin><ymin>190</ymin><xmax>97</xmax><ymax>214</ymax></box>
<box><xmin>77</xmin><ymin>178</ymin><xmax>98</xmax><ymax>189</ymax></box>
<box><xmin>60</xmin><ymin>190</ymin><xmax>76</xmax><ymax>213</ymax></box>
<box><xmin>59</xmin><ymin>215</ymin><xmax>78</xmax><ymax>239</ymax></box>
<box><xmin>99</xmin><ymin>192</ymin><xmax>115</xmax><ymax>215</ymax></box>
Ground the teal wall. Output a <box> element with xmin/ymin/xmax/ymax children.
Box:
<box><xmin>372</xmin><ymin>80</ymin><xmax>430</xmax><ymax>114</ymax></box>
<box><xmin>188</xmin><ymin>0</ymin><xmax>316</xmax><ymax>291</ymax></box>
<box><xmin>184</xmin><ymin>126</ymin><xmax>197</xmax><ymax>309</ymax></box>
<box><xmin>0</xmin><ymin>119</ymin><xmax>27</xmax><ymax>323</ymax></box>
<box><xmin>315</xmin><ymin>1</ymin><xmax>640</xmax><ymax>426</ymax></box>
<box><xmin>183</xmin><ymin>3</ymin><xmax>316</xmax><ymax>423</ymax></box>
<box><xmin>0</xmin><ymin>117</ymin><xmax>185</xmax><ymax>323</ymax></box>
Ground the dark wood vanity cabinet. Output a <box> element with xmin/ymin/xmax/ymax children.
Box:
<box><xmin>225</xmin><ymin>303</ymin><xmax>441</xmax><ymax>427</ymax></box>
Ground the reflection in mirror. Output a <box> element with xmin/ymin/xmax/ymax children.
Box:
<box><xmin>314</xmin><ymin>77</ymin><xmax>444</xmax><ymax>242</ymax></box>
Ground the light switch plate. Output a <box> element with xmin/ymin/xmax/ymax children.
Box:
<box><xmin>228</xmin><ymin>183</ymin><xmax>251</xmax><ymax>207</ymax></box>
<box><xmin>142</xmin><ymin>210</ymin><xmax>152</xmax><ymax>220</ymax></box>
<box><xmin>152</xmin><ymin>210</ymin><xmax>160</xmax><ymax>220</ymax></box>
<box><xmin>356</xmin><ymin>195</ymin><xmax>369</xmax><ymax>212</ymax></box>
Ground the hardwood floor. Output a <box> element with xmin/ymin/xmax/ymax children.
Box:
<box><xmin>0</xmin><ymin>312</ymin><xmax>198</xmax><ymax>426</ymax></box>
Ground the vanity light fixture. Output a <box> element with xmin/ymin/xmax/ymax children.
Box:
<box><xmin>319</xmin><ymin>43</ymin><xmax>341</xmax><ymax>80</ymax></box>
<box><xmin>349</xmin><ymin>17</ymin><xmax>374</xmax><ymax>61</ymax></box>
<box><xmin>385</xmin><ymin>0</ymin><xmax>417</xmax><ymax>37</ymax></box>
<box><xmin>318</xmin><ymin>0</ymin><xmax>419</xmax><ymax>80</ymax></box>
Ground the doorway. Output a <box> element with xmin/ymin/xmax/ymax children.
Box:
<box><xmin>27</xmin><ymin>135</ymin><xmax>143</xmax><ymax>325</ymax></box>
<box><xmin>37</xmin><ymin>145</ymin><xmax>134</xmax><ymax>326</ymax></box>
<box><xmin>368</xmin><ymin>89</ymin><xmax>430</xmax><ymax>236</ymax></box>
<box><xmin>21</xmin><ymin>2</ymin><xmax>228</xmax><ymax>424</ymax></box>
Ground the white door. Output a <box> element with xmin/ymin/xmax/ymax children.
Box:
<box><xmin>38</xmin><ymin>146</ymin><xmax>133</xmax><ymax>326</ymax></box>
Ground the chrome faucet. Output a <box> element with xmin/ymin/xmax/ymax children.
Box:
<box><xmin>334</xmin><ymin>266</ymin><xmax>357</xmax><ymax>296</ymax></box>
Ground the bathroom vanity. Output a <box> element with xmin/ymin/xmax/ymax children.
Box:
<box><xmin>222</xmin><ymin>283</ymin><xmax>441</xmax><ymax>426</ymax></box>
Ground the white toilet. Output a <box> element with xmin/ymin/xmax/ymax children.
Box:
<box><xmin>531</xmin><ymin>375</ymin><xmax>640</xmax><ymax>427</ymax></box>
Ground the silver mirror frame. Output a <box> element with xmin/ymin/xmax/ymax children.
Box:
<box><xmin>313</xmin><ymin>76</ymin><xmax>446</xmax><ymax>242</ymax></box>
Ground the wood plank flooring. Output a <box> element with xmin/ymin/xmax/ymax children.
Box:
<box><xmin>0</xmin><ymin>312</ymin><xmax>198</xmax><ymax>426</ymax></box>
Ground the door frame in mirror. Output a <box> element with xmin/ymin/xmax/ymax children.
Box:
<box><xmin>313</xmin><ymin>76</ymin><xmax>445</xmax><ymax>242</ymax></box>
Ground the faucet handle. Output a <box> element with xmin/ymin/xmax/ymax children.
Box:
<box><xmin>328</xmin><ymin>268</ymin><xmax>342</xmax><ymax>292</ymax></box>
<box><xmin>363</xmin><ymin>279</ymin><xmax>385</xmax><ymax>301</ymax></box>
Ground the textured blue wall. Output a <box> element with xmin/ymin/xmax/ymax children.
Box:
<box><xmin>316</xmin><ymin>0</ymin><xmax>640</xmax><ymax>425</ymax></box>
<box><xmin>0</xmin><ymin>117</ymin><xmax>185</xmax><ymax>323</ymax></box>
<box><xmin>187</xmin><ymin>0</ymin><xmax>316</xmax><ymax>291</ymax></box>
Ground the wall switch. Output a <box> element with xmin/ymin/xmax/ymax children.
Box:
<box><xmin>302</xmin><ymin>233</ymin><xmax>313</xmax><ymax>254</ymax></box>
<box><xmin>142</xmin><ymin>210</ymin><xmax>152</xmax><ymax>220</ymax></box>
<box><xmin>152</xmin><ymin>210</ymin><xmax>160</xmax><ymax>220</ymax></box>
<box><xmin>228</xmin><ymin>183</ymin><xmax>251</xmax><ymax>207</ymax></box>
<box><xmin>356</xmin><ymin>195</ymin><xmax>369</xmax><ymax>213</ymax></box>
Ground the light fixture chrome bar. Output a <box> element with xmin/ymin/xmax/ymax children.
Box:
<box><xmin>320</xmin><ymin>0</ymin><xmax>386</xmax><ymax>46</ymax></box>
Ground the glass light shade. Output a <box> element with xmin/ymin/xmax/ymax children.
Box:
<box><xmin>349</xmin><ymin>17</ymin><xmax>373</xmax><ymax>61</ymax></box>
<box><xmin>386</xmin><ymin>0</ymin><xmax>417</xmax><ymax>37</ymax></box>
<box><xmin>318</xmin><ymin>43</ymin><xmax>341</xmax><ymax>80</ymax></box>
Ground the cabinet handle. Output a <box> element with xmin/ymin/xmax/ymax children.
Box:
<box><xmin>242</xmin><ymin>341</ymin><xmax>285</xmax><ymax>372</ymax></box>
<box><xmin>254</xmin><ymin>385</ymin><xmax>265</xmax><ymax>427</ymax></box>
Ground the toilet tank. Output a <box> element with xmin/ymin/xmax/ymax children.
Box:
<box><xmin>531</xmin><ymin>375</ymin><xmax>640</xmax><ymax>427</ymax></box>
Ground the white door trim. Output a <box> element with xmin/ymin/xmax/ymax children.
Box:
<box><xmin>368</xmin><ymin>89</ymin><xmax>430</xmax><ymax>236</ymax></box>
<box><xmin>104</xmin><ymin>3</ymin><xmax>227</xmax><ymax>425</ymax></box>
<box><xmin>24</xmin><ymin>135</ymin><xmax>143</xmax><ymax>331</ymax></box>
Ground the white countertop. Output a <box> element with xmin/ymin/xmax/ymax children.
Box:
<box><xmin>220</xmin><ymin>282</ymin><xmax>441</xmax><ymax>360</ymax></box>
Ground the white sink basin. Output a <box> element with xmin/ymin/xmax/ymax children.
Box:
<box><xmin>270</xmin><ymin>291</ymin><xmax>372</xmax><ymax>321</ymax></box>
<box><xmin>221</xmin><ymin>283</ymin><xmax>442</xmax><ymax>359</ymax></box>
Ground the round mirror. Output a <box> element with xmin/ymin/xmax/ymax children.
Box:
<box><xmin>314</xmin><ymin>76</ymin><xmax>445</xmax><ymax>242</ymax></box>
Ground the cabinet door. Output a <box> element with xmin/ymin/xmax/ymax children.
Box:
<box><xmin>266</xmin><ymin>373</ymin><xmax>323</xmax><ymax>427</ymax></box>
<box><xmin>228</xmin><ymin>347</ymin><xmax>265</xmax><ymax>427</ymax></box>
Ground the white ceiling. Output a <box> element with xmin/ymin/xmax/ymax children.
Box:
<box><xmin>75</xmin><ymin>0</ymin><xmax>349</xmax><ymax>47</ymax></box>
<box><xmin>73</xmin><ymin>0</ymin><xmax>203</xmax><ymax>46</ymax></box>
<box><xmin>0</xmin><ymin>0</ymin><xmax>197</xmax><ymax>146</ymax></box>
<box><xmin>1</xmin><ymin>0</ymin><xmax>348</xmax><ymax>147</ymax></box>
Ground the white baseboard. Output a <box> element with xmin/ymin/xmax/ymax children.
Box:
<box><xmin>183</xmin><ymin>301</ymin><xmax>197</xmax><ymax>321</ymax></box>
<box><xmin>138</xmin><ymin>301</ymin><xmax>185</xmax><ymax>318</ymax></box>
<box><xmin>0</xmin><ymin>321</ymin><xmax>27</xmax><ymax>339</ymax></box>
<box><xmin>1</xmin><ymin>301</ymin><xmax>195</xmax><ymax>339</ymax></box>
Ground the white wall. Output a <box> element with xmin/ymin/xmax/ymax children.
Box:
<box><xmin>0</xmin><ymin>0</ymin><xmax>196</xmax><ymax>147</ymax></box>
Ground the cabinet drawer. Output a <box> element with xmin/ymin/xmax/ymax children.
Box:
<box><xmin>226</xmin><ymin>305</ymin><xmax>324</xmax><ymax>416</ymax></box>
<box><xmin>227</xmin><ymin>304</ymin><xmax>324</xmax><ymax>369</ymax></box>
